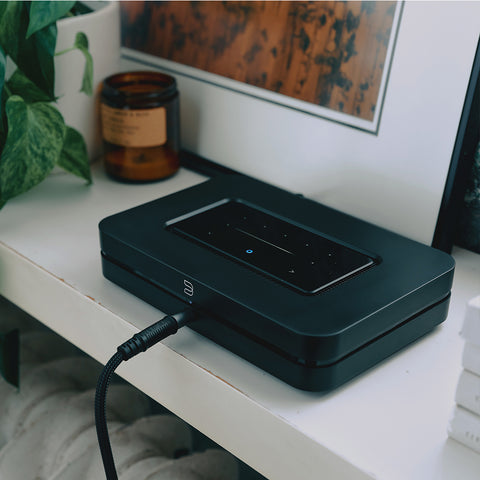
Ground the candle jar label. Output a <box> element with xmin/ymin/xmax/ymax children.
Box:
<box><xmin>101</xmin><ymin>104</ymin><xmax>167</xmax><ymax>148</ymax></box>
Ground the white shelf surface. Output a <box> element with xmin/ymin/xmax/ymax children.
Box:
<box><xmin>1</xmin><ymin>164</ymin><xmax>480</xmax><ymax>480</ymax></box>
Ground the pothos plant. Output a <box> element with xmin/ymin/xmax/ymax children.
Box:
<box><xmin>0</xmin><ymin>1</ymin><xmax>94</xmax><ymax>385</ymax></box>
<box><xmin>0</xmin><ymin>0</ymin><xmax>93</xmax><ymax>211</ymax></box>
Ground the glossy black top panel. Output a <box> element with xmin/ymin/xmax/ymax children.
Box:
<box><xmin>167</xmin><ymin>200</ymin><xmax>375</xmax><ymax>294</ymax></box>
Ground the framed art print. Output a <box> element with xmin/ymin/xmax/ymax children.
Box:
<box><xmin>122</xmin><ymin>1</ymin><xmax>402</xmax><ymax>134</ymax></box>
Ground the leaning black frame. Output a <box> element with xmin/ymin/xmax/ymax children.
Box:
<box><xmin>432</xmin><ymin>35</ymin><xmax>480</xmax><ymax>253</ymax></box>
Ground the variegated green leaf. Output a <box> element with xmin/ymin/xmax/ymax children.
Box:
<box><xmin>57</xmin><ymin>126</ymin><xmax>92</xmax><ymax>183</ymax></box>
<box><xmin>0</xmin><ymin>45</ymin><xmax>5</xmax><ymax>117</ymax></box>
<box><xmin>20</xmin><ymin>23</ymin><xmax>57</xmax><ymax>99</ymax></box>
<box><xmin>26</xmin><ymin>1</ymin><xmax>75</xmax><ymax>38</ymax></box>
<box><xmin>0</xmin><ymin>96</ymin><xmax>65</xmax><ymax>206</ymax></box>
<box><xmin>0</xmin><ymin>1</ymin><xmax>24</xmax><ymax>59</ymax></box>
<box><xmin>0</xmin><ymin>1</ymin><xmax>57</xmax><ymax>100</ymax></box>
<box><xmin>74</xmin><ymin>32</ymin><xmax>93</xmax><ymax>95</ymax></box>
<box><xmin>6</xmin><ymin>69</ymin><xmax>52</xmax><ymax>103</ymax></box>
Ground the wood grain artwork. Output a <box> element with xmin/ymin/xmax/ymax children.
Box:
<box><xmin>121</xmin><ymin>1</ymin><xmax>398</xmax><ymax>122</ymax></box>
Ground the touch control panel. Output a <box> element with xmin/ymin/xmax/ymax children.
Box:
<box><xmin>167</xmin><ymin>200</ymin><xmax>376</xmax><ymax>294</ymax></box>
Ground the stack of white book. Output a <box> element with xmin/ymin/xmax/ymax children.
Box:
<box><xmin>448</xmin><ymin>294</ymin><xmax>480</xmax><ymax>453</ymax></box>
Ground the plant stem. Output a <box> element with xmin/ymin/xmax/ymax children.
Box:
<box><xmin>55</xmin><ymin>47</ymin><xmax>75</xmax><ymax>56</ymax></box>
<box><xmin>3</xmin><ymin>83</ymin><xmax>12</xmax><ymax>98</ymax></box>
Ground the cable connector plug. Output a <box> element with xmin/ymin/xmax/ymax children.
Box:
<box><xmin>116</xmin><ymin>309</ymin><xmax>195</xmax><ymax>361</ymax></box>
<box><xmin>117</xmin><ymin>315</ymin><xmax>177</xmax><ymax>360</ymax></box>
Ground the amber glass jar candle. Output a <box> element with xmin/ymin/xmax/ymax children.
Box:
<box><xmin>100</xmin><ymin>71</ymin><xmax>180</xmax><ymax>182</ymax></box>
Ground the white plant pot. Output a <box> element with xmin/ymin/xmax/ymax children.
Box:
<box><xmin>55</xmin><ymin>2</ymin><xmax>120</xmax><ymax>161</ymax></box>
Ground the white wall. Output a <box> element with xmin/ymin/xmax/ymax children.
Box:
<box><xmin>123</xmin><ymin>1</ymin><xmax>480</xmax><ymax>245</ymax></box>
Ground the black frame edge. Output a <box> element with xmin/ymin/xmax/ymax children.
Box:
<box><xmin>432</xmin><ymin>35</ymin><xmax>480</xmax><ymax>253</ymax></box>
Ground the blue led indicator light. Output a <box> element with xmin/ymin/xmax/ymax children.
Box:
<box><xmin>246</xmin><ymin>249</ymin><xmax>253</xmax><ymax>254</ymax></box>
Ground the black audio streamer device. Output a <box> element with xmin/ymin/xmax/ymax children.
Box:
<box><xmin>99</xmin><ymin>174</ymin><xmax>454</xmax><ymax>391</ymax></box>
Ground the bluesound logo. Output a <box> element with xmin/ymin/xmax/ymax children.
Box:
<box><xmin>183</xmin><ymin>279</ymin><xmax>194</xmax><ymax>296</ymax></box>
